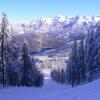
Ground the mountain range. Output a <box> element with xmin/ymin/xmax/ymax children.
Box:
<box><xmin>10</xmin><ymin>16</ymin><xmax>100</xmax><ymax>51</ymax></box>
<box><xmin>11</xmin><ymin>15</ymin><xmax>100</xmax><ymax>34</ymax></box>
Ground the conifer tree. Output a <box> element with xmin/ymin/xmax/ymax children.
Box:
<box><xmin>77</xmin><ymin>39</ymin><xmax>85</xmax><ymax>84</ymax></box>
<box><xmin>85</xmin><ymin>29</ymin><xmax>95</xmax><ymax>81</ymax></box>
<box><xmin>94</xmin><ymin>26</ymin><xmax>100</xmax><ymax>72</ymax></box>
<box><xmin>20</xmin><ymin>42</ymin><xmax>44</xmax><ymax>86</ymax></box>
<box><xmin>6</xmin><ymin>28</ymin><xmax>20</xmax><ymax>86</ymax></box>
<box><xmin>66</xmin><ymin>40</ymin><xmax>78</xmax><ymax>87</ymax></box>
<box><xmin>0</xmin><ymin>13</ymin><xmax>9</xmax><ymax>86</ymax></box>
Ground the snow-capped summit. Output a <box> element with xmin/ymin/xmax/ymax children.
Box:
<box><xmin>10</xmin><ymin>15</ymin><xmax>100</xmax><ymax>34</ymax></box>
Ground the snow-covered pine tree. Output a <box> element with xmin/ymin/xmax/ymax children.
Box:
<box><xmin>66</xmin><ymin>40</ymin><xmax>78</xmax><ymax>87</ymax></box>
<box><xmin>85</xmin><ymin>29</ymin><xmax>95</xmax><ymax>82</ymax></box>
<box><xmin>0</xmin><ymin>12</ymin><xmax>9</xmax><ymax>87</ymax></box>
<box><xmin>77</xmin><ymin>39</ymin><xmax>86</xmax><ymax>84</ymax></box>
<box><xmin>0</xmin><ymin>13</ymin><xmax>20</xmax><ymax>86</ymax></box>
<box><xmin>6</xmin><ymin>27</ymin><xmax>20</xmax><ymax>86</ymax></box>
<box><xmin>31</xmin><ymin>56</ymin><xmax>44</xmax><ymax>87</ymax></box>
<box><xmin>20</xmin><ymin>42</ymin><xmax>34</xmax><ymax>86</ymax></box>
<box><xmin>20</xmin><ymin>42</ymin><xmax>44</xmax><ymax>87</ymax></box>
<box><xmin>51</xmin><ymin>69</ymin><xmax>57</xmax><ymax>82</ymax></box>
<box><xmin>60</xmin><ymin>68</ymin><xmax>65</xmax><ymax>84</ymax></box>
<box><xmin>57</xmin><ymin>68</ymin><xmax>61</xmax><ymax>82</ymax></box>
<box><xmin>93</xmin><ymin>25</ymin><xmax>100</xmax><ymax>73</ymax></box>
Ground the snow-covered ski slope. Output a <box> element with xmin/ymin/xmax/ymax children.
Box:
<box><xmin>0</xmin><ymin>77</ymin><xmax>100</xmax><ymax>100</ymax></box>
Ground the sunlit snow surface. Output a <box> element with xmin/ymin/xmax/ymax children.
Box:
<box><xmin>0</xmin><ymin>75</ymin><xmax>100</xmax><ymax>100</ymax></box>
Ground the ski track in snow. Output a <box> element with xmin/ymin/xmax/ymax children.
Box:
<box><xmin>0</xmin><ymin>77</ymin><xmax>100</xmax><ymax>100</ymax></box>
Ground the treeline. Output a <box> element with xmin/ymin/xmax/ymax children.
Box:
<box><xmin>0</xmin><ymin>13</ymin><xmax>44</xmax><ymax>87</ymax></box>
<box><xmin>51</xmin><ymin>25</ymin><xmax>100</xmax><ymax>87</ymax></box>
<box><xmin>51</xmin><ymin>68</ymin><xmax>65</xmax><ymax>84</ymax></box>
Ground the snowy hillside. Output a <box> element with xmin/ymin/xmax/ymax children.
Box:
<box><xmin>0</xmin><ymin>77</ymin><xmax>100</xmax><ymax>100</ymax></box>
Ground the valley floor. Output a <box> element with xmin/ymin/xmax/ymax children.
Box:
<box><xmin>0</xmin><ymin>77</ymin><xmax>100</xmax><ymax>100</ymax></box>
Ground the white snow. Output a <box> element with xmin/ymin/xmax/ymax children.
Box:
<box><xmin>10</xmin><ymin>15</ymin><xmax>100</xmax><ymax>34</ymax></box>
<box><xmin>0</xmin><ymin>77</ymin><xmax>100</xmax><ymax>100</ymax></box>
<box><xmin>45</xmin><ymin>17</ymin><xmax>53</xmax><ymax>25</ymax></box>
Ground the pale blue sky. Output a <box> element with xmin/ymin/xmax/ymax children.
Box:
<box><xmin>0</xmin><ymin>0</ymin><xmax>100</xmax><ymax>22</ymax></box>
